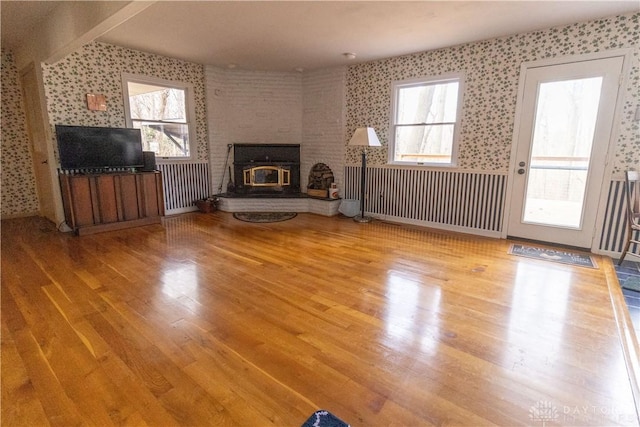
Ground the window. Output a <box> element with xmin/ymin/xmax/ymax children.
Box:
<box><xmin>389</xmin><ymin>74</ymin><xmax>463</xmax><ymax>166</ymax></box>
<box><xmin>123</xmin><ymin>74</ymin><xmax>195</xmax><ymax>160</ymax></box>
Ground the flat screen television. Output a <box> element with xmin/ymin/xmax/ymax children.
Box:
<box><xmin>55</xmin><ymin>124</ymin><xmax>144</xmax><ymax>170</ymax></box>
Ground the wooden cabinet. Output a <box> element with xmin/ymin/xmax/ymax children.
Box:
<box><xmin>59</xmin><ymin>171</ymin><xmax>164</xmax><ymax>235</ymax></box>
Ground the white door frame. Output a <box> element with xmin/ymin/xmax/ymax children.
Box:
<box><xmin>502</xmin><ymin>49</ymin><xmax>633</xmax><ymax>251</ymax></box>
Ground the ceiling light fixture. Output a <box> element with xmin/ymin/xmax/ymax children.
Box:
<box><xmin>227</xmin><ymin>63</ymin><xmax>237</xmax><ymax>69</ymax></box>
<box><xmin>343</xmin><ymin>52</ymin><xmax>357</xmax><ymax>60</ymax></box>
<box><xmin>294</xmin><ymin>67</ymin><xmax>304</xmax><ymax>73</ymax></box>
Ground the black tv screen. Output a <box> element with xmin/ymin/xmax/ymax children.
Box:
<box><xmin>55</xmin><ymin>125</ymin><xmax>144</xmax><ymax>170</ymax></box>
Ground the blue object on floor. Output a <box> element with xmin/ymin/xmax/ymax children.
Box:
<box><xmin>622</xmin><ymin>275</ymin><xmax>640</xmax><ymax>292</ymax></box>
<box><xmin>616</xmin><ymin>260</ymin><xmax>640</xmax><ymax>292</ymax></box>
<box><xmin>302</xmin><ymin>410</ymin><xmax>349</xmax><ymax>427</ymax></box>
<box><xmin>614</xmin><ymin>260</ymin><xmax>640</xmax><ymax>342</ymax></box>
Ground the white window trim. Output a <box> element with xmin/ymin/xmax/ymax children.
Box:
<box><xmin>388</xmin><ymin>72</ymin><xmax>465</xmax><ymax>167</ymax></box>
<box><xmin>122</xmin><ymin>72</ymin><xmax>197</xmax><ymax>163</ymax></box>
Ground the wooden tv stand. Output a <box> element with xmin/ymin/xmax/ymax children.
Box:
<box><xmin>59</xmin><ymin>171</ymin><xmax>165</xmax><ymax>236</ymax></box>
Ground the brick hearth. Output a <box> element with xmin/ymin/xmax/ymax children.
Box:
<box><xmin>217</xmin><ymin>195</ymin><xmax>341</xmax><ymax>216</ymax></box>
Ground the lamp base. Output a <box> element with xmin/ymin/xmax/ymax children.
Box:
<box><xmin>353</xmin><ymin>215</ymin><xmax>373</xmax><ymax>223</ymax></box>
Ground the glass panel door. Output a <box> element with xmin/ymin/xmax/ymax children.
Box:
<box><xmin>507</xmin><ymin>55</ymin><xmax>625</xmax><ymax>248</ymax></box>
<box><xmin>522</xmin><ymin>77</ymin><xmax>603</xmax><ymax>229</ymax></box>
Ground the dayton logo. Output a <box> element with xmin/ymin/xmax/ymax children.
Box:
<box><xmin>529</xmin><ymin>400</ymin><xmax>559</xmax><ymax>426</ymax></box>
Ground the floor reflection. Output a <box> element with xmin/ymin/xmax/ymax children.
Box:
<box><xmin>161</xmin><ymin>262</ymin><xmax>200</xmax><ymax>303</ymax></box>
<box><xmin>505</xmin><ymin>261</ymin><xmax>571</xmax><ymax>372</ymax></box>
<box><xmin>383</xmin><ymin>270</ymin><xmax>441</xmax><ymax>356</ymax></box>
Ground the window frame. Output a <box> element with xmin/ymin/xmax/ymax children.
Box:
<box><xmin>122</xmin><ymin>73</ymin><xmax>197</xmax><ymax>162</ymax></box>
<box><xmin>388</xmin><ymin>73</ymin><xmax>464</xmax><ymax>167</ymax></box>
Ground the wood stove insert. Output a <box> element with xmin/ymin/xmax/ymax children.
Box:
<box><xmin>232</xmin><ymin>144</ymin><xmax>301</xmax><ymax>196</ymax></box>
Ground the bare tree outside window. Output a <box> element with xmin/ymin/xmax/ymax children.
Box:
<box><xmin>126</xmin><ymin>81</ymin><xmax>192</xmax><ymax>158</ymax></box>
<box><xmin>391</xmin><ymin>77</ymin><xmax>462</xmax><ymax>165</ymax></box>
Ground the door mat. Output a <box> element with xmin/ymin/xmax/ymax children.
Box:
<box><xmin>621</xmin><ymin>276</ymin><xmax>640</xmax><ymax>292</ymax></box>
<box><xmin>615</xmin><ymin>261</ymin><xmax>640</xmax><ymax>292</ymax></box>
<box><xmin>508</xmin><ymin>244</ymin><xmax>597</xmax><ymax>269</ymax></box>
<box><xmin>233</xmin><ymin>212</ymin><xmax>297</xmax><ymax>223</ymax></box>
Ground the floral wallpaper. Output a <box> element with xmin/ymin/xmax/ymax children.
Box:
<box><xmin>346</xmin><ymin>13</ymin><xmax>639</xmax><ymax>174</ymax></box>
<box><xmin>1</xmin><ymin>50</ymin><xmax>40</xmax><ymax>217</ymax></box>
<box><xmin>42</xmin><ymin>41</ymin><xmax>208</xmax><ymax>161</ymax></box>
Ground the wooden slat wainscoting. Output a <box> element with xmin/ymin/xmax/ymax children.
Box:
<box><xmin>344</xmin><ymin>167</ymin><xmax>507</xmax><ymax>237</ymax></box>
<box><xmin>345</xmin><ymin>167</ymin><xmax>637</xmax><ymax>257</ymax></box>
<box><xmin>1</xmin><ymin>214</ymin><xmax>638</xmax><ymax>426</ymax></box>
<box><xmin>601</xmin><ymin>178</ymin><xmax>640</xmax><ymax>256</ymax></box>
<box><xmin>157</xmin><ymin>162</ymin><xmax>211</xmax><ymax>215</ymax></box>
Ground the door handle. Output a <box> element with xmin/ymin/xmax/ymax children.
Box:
<box><xmin>518</xmin><ymin>168</ymin><xmax>525</xmax><ymax>175</ymax></box>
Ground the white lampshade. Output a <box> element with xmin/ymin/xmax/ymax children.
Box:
<box><xmin>349</xmin><ymin>127</ymin><xmax>381</xmax><ymax>147</ymax></box>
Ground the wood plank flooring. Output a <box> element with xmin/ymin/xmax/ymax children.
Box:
<box><xmin>2</xmin><ymin>213</ymin><xmax>639</xmax><ymax>426</ymax></box>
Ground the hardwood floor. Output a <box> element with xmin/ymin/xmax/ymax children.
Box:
<box><xmin>2</xmin><ymin>213</ymin><xmax>639</xmax><ymax>426</ymax></box>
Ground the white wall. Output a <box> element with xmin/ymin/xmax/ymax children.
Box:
<box><xmin>205</xmin><ymin>66</ymin><xmax>346</xmax><ymax>194</ymax></box>
<box><xmin>302</xmin><ymin>67</ymin><xmax>346</xmax><ymax>192</ymax></box>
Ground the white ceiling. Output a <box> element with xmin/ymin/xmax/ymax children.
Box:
<box><xmin>2</xmin><ymin>1</ymin><xmax>639</xmax><ymax>72</ymax></box>
<box><xmin>1</xmin><ymin>1</ymin><xmax>65</xmax><ymax>49</ymax></box>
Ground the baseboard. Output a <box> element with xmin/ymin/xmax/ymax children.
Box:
<box><xmin>594</xmin><ymin>248</ymin><xmax>640</xmax><ymax>263</ymax></box>
<box><xmin>369</xmin><ymin>213</ymin><xmax>503</xmax><ymax>239</ymax></box>
<box><xmin>1</xmin><ymin>211</ymin><xmax>40</xmax><ymax>220</ymax></box>
<box><xmin>165</xmin><ymin>206</ymin><xmax>199</xmax><ymax>215</ymax></box>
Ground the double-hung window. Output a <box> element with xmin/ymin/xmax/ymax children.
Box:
<box><xmin>389</xmin><ymin>74</ymin><xmax>463</xmax><ymax>166</ymax></box>
<box><xmin>123</xmin><ymin>74</ymin><xmax>195</xmax><ymax>160</ymax></box>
